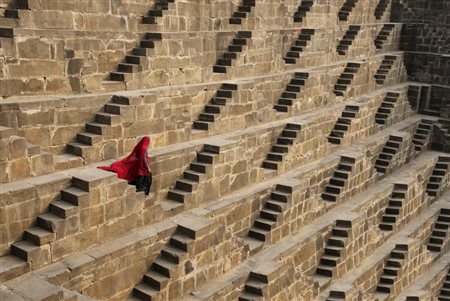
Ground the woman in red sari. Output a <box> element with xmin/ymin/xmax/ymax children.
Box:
<box><xmin>99</xmin><ymin>136</ymin><xmax>152</xmax><ymax>195</ymax></box>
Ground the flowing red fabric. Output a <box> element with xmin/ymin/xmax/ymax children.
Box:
<box><xmin>98</xmin><ymin>137</ymin><xmax>150</xmax><ymax>183</ymax></box>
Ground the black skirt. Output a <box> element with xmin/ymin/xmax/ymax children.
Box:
<box><xmin>131</xmin><ymin>173</ymin><xmax>152</xmax><ymax>195</ymax></box>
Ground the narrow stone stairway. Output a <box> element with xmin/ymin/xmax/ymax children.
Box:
<box><xmin>273</xmin><ymin>72</ymin><xmax>309</xmax><ymax>112</ymax></box>
<box><xmin>193</xmin><ymin>83</ymin><xmax>238</xmax><ymax>131</ymax></box>
<box><xmin>316</xmin><ymin>220</ymin><xmax>352</xmax><ymax>277</ymax></box>
<box><xmin>293</xmin><ymin>0</ymin><xmax>314</xmax><ymax>23</ymax></box>
<box><xmin>333</xmin><ymin>62</ymin><xmax>361</xmax><ymax>96</ymax></box>
<box><xmin>283</xmin><ymin>28</ymin><xmax>315</xmax><ymax>64</ymax></box>
<box><xmin>321</xmin><ymin>156</ymin><xmax>355</xmax><ymax>202</ymax></box>
<box><xmin>229</xmin><ymin>0</ymin><xmax>256</xmax><ymax>25</ymax></box>
<box><xmin>213</xmin><ymin>31</ymin><xmax>252</xmax><ymax>73</ymax></box>
<box><xmin>262</xmin><ymin>123</ymin><xmax>302</xmax><ymax>170</ymax></box>
<box><xmin>426</xmin><ymin>208</ymin><xmax>450</xmax><ymax>252</ymax></box>
<box><xmin>337</xmin><ymin>25</ymin><xmax>361</xmax><ymax>55</ymax></box>
<box><xmin>375</xmin><ymin>91</ymin><xmax>400</xmax><ymax>125</ymax></box>
<box><xmin>374</xmin><ymin>135</ymin><xmax>403</xmax><ymax>174</ymax></box>
<box><xmin>327</xmin><ymin>105</ymin><xmax>360</xmax><ymax>145</ymax></box>
<box><xmin>378</xmin><ymin>184</ymin><xmax>408</xmax><ymax>231</ymax></box>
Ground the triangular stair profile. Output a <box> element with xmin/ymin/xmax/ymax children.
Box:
<box><xmin>316</xmin><ymin>220</ymin><xmax>352</xmax><ymax>277</ymax></box>
<box><xmin>338</xmin><ymin>0</ymin><xmax>359</xmax><ymax>21</ymax></box>
<box><xmin>426</xmin><ymin>208</ymin><xmax>450</xmax><ymax>252</ymax></box>
<box><xmin>378</xmin><ymin>184</ymin><xmax>408</xmax><ymax>231</ymax></box>
<box><xmin>110</xmin><ymin>32</ymin><xmax>162</xmax><ymax>81</ymax></box>
<box><xmin>131</xmin><ymin>230</ymin><xmax>193</xmax><ymax>300</ymax></box>
<box><xmin>193</xmin><ymin>83</ymin><xmax>238</xmax><ymax>131</ymax></box>
<box><xmin>374</xmin><ymin>24</ymin><xmax>395</xmax><ymax>50</ymax></box>
<box><xmin>321</xmin><ymin>156</ymin><xmax>356</xmax><ymax>202</ymax></box>
<box><xmin>426</xmin><ymin>156</ymin><xmax>450</xmax><ymax>197</ymax></box>
<box><xmin>374</xmin><ymin>55</ymin><xmax>397</xmax><ymax>85</ymax></box>
<box><xmin>262</xmin><ymin>123</ymin><xmax>302</xmax><ymax>170</ymax></box>
<box><xmin>141</xmin><ymin>0</ymin><xmax>176</xmax><ymax>24</ymax></box>
<box><xmin>229</xmin><ymin>0</ymin><xmax>256</xmax><ymax>25</ymax></box>
<box><xmin>293</xmin><ymin>0</ymin><xmax>314</xmax><ymax>23</ymax></box>
<box><xmin>437</xmin><ymin>268</ymin><xmax>450</xmax><ymax>301</ymax></box>
<box><xmin>376</xmin><ymin>244</ymin><xmax>409</xmax><ymax>294</ymax></box>
<box><xmin>213</xmin><ymin>31</ymin><xmax>252</xmax><ymax>73</ymax></box>
<box><xmin>327</xmin><ymin>105</ymin><xmax>360</xmax><ymax>145</ymax></box>
<box><xmin>412</xmin><ymin>119</ymin><xmax>433</xmax><ymax>152</ymax></box>
<box><xmin>283</xmin><ymin>29</ymin><xmax>315</xmax><ymax>64</ymax></box>
<box><xmin>10</xmin><ymin>180</ymin><xmax>89</xmax><ymax>266</ymax></box>
<box><xmin>374</xmin><ymin>0</ymin><xmax>390</xmax><ymax>20</ymax></box>
<box><xmin>333</xmin><ymin>62</ymin><xmax>361</xmax><ymax>96</ymax></box>
<box><xmin>246</xmin><ymin>184</ymin><xmax>294</xmax><ymax>244</ymax></box>
<box><xmin>336</xmin><ymin>25</ymin><xmax>361</xmax><ymax>55</ymax></box>
<box><xmin>374</xmin><ymin>135</ymin><xmax>403</xmax><ymax>174</ymax></box>
<box><xmin>375</xmin><ymin>92</ymin><xmax>400</xmax><ymax>125</ymax></box>
<box><xmin>67</xmin><ymin>95</ymin><xmax>130</xmax><ymax>163</ymax></box>
<box><xmin>165</xmin><ymin>146</ymin><xmax>220</xmax><ymax>208</ymax></box>
<box><xmin>273</xmin><ymin>72</ymin><xmax>309</xmax><ymax>113</ymax></box>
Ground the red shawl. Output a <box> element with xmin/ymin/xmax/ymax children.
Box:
<box><xmin>98</xmin><ymin>136</ymin><xmax>150</xmax><ymax>183</ymax></box>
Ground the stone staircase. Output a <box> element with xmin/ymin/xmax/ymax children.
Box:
<box><xmin>438</xmin><ymin>268</ymin><xmax>450</xmax><ymax>301</ymax></box>
<box><xmin>66</xmin><ymin>96</ymin><xmax>126</xmax><ymax>163</ymax></box>
<box><xmin>283</xmin><ymin>28</ymin><xmax>315</xmax><ymax>64</ymax></box>
<box><xmin>246</xmin><ymin>184</ymin><xmax>293</xmax><ymax>245</ymax></box>
<box><xmin>375</xmin><ymin>92</ymin><xmax>400</xmax><ymax>125</ymax></box>
<box><xmin>316</xmin><ymin>220</ymin><xmax>352</xmax><ymax>277</ymax></box>
<box><xmin>325</xmin><ymin>291</ymin><xmax>346</xmax><ymax>301</ymax></box>
<box><xmin>426</xmin><ymin>208</ymin><xmax>450</xmax><ymax>252</ymax></box>
<box><xmin>193</xmin><ymin>83</ymin><xmax>238</xmax><ymax>131</ymax></box>
<box><xmin>131</xmin><ymin>231</ymin><xmax>192</xmax><ymax>300</ymax></box>
<box><xmin>273</xmin><ymin>72</ymin><xmax>309</xmax><ymax>112</ymax></box>
<box><xmin>110</xmin><ymin>33</ymin><xmax>162</xmax><ymax>82</ymax></box>
<box><xmin>337</xmin><ymin>26</ymin><xmax>361</xmax><ymax>55</ymax></box>
<box><xmin>141</xmin><ymin>0</ymin><xmax>176</xmax><ymax>24</ymax></box>
<box><xmin>229</xmin><ymin>0</ymin><xmax>256</xmax><ymax>25</ymax></box>
<box><xmin>293</xmin><ymin>0</ymin><xmax>314</xmax><ymax>23</ymax></box>
<box><xmin>375</xmin><ymin>24</ymin><xmax>395</xmax><ymax>50</ymax></box>
<box><xmin>374</xmin><ymin>135</ymin><xmax>404</xmax><ymax>174</ymax></box>
<box><xmin>374</xmin><ymin>55</ymin><xmax>397</xmax><ymax>85</ymax></box>
<box><xmin>321</xmin><ymin>156</ymin><xmax>355</xmax><ymax>202</ymax></box>
<box><xmin>327</xmin><ymin>105</ymin><xmax>360</xmax><ymax>145</ymax></box>
<box><xmin>374</xmin><ymin>0</ymin><xmax>390</xmax><ymax>20</ymax></box>
<box><xmin>262</xmin><ymin>123</ymin><xmax>302</xmax><ymax>170</ymax></box>
<box><xmin>213</xmin><ymin>31</ymin><xmax>252</xmax><ymax>73</ymax></box>
<box><xmin>164</xmin><ymin>146</ymin><xmax>219</xmax><ymax>209</ymax></box>
<box><xmin>376</xmin><ymin>244</ymin><xmax>409</xmax><ymax>294</ymax></box>
<box><xmin>426</xmin><ymin>156</ymin><xmax>450</xmax><ymax>197</ymax></box>
<box><xmin>412</xmin><ymin>120</ymin><xmax>433</xmax><ymax>152</ymax></box>
<box><xmin>334</xmin><ymin>62</ymin><xmax>361</xmax><ymax>96</ymax></box>
<box><xmin>9</xmin><ymin>180</ymin><xmax>89</xmax><ymax>268</ymax></box>
<box><xmin>338</xmin><ymin>0</ymin><xmax>359</xmax><ymax>21</ymax></box>
<box><xmin>378</xmin><ymin>184</ymin><xmax>408</xmax><ymax>231</ymax></box>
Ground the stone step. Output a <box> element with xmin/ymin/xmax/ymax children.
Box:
<box><xmin>151</xmin><ymin>258</ymin><xmax>177</xmax><ymax>278</ymax></box>
<box><xmin>167</xmin><ymin>188</ymin><xmax>191</xmax><ymax>203</ymax></box>
<box><xmin>11</xmin><ymin>240</ymin><xmax>41</xmax><ymax>262</ymax></box>
<box><xmin>248</xmin><ymin>227</ymin><xmax>269</xmax><ymax>241</ymax></box>
<box><xmin>37</xmin><ymin>213</ymin><xmax>66</xmax><ymax>233</ymax></box>
<box><xmin>23</xmin><ymin>227</ymin><xmax>55</xmax><ymax>246</ymax></box>
<box><xmin>61</xmin><ymin>187</ymin><xmax>89</xmax><ymax>207</ymax></box>
<box><xmin>143</xmin><ymin>269</ymin><xmax>169</xmax><ymax>290</ymax></box>
<box><xmin>76</xmin><ymin>132</ymin><xmax>102</xmax><ymax>146</ymax></box>
<box><xmin>48</xmin><ymin>200</ymin><xmax>78</xmax><ymax>219</ymax></box>
<box><xmin>169</xmin><ymin>234</ymin><xmax>194</xmax><ymax>252</ymax></box>
<box><xmin>0</xmin><ymin>255</ymin><xmax>30</xmax><ymax>283</ymax></box>
<box><xmin>161</xmin><ymin>245</ymin><xmax>187</xmax><ymax>264</ymax></box>
<box><xmin>133</xmin><ymin>283</ymin><xmax>158</xmax><ymax>301</ymax></box>
<box><xmin>265</xmin><ymin>199</ymin><xmax>287</xmax><ymax>212</ymax></box>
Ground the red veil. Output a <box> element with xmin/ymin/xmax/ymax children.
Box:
<box><xmin>98</xmin><ymin>136</ymin><xmax>150</xmax><ymax>183</ymax></box>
